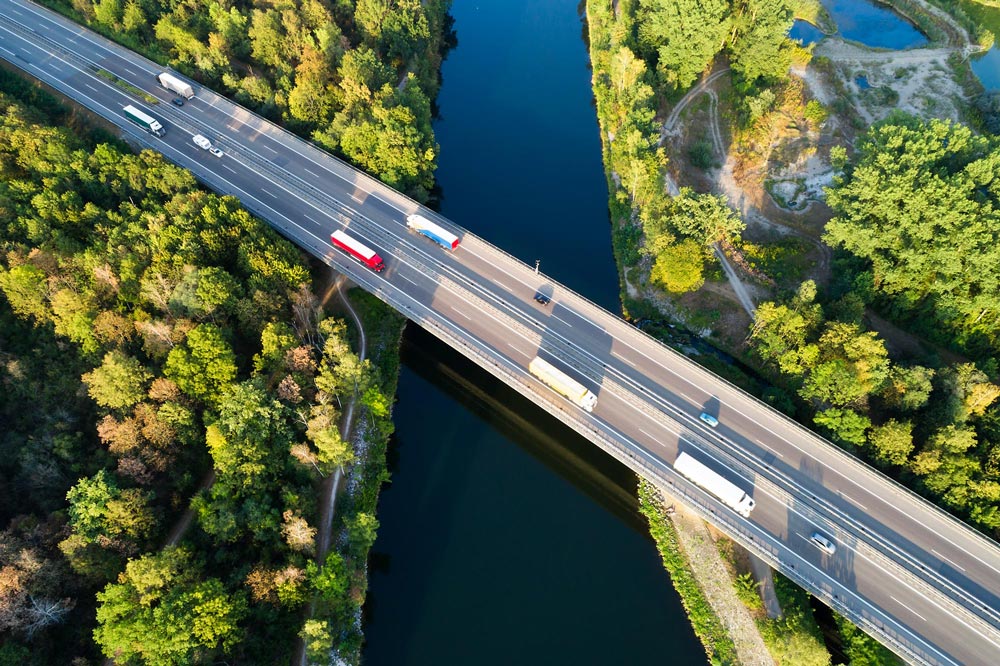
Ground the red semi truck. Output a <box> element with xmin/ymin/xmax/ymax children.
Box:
<box><xmin>331</xmin><ymin>230</ymin><xmax>386</xmax><ymax>272</ymax></box>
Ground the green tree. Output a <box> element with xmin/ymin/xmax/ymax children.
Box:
<box><xmin>165</xmin><ymin>323</ymin><xmax>237</xmax><ymax>404</ymax></box>
<box><xmin>207</xmin><ymin>381</ymin><xmax>292</xmax><ymax>489</ymax></box>
<box><xmin>94</xmin><ymin>548</ymin><xmax>245</xmax><ymax>665</ymax></box>
<box><xmin>650</xmin><ymin>239</ymin><xmax>705</xmax><ymax>293</ymax></box>
<box><xmin>824</xmin><ymin>117</ymin><xmax>1000</xmax><ymax>354</ymax></box>
<box><xmin>65</xmin><ymin>471</ymin><xmax>154</xmax><ymax>546</ymax></box>
<box><xmin>814</xmin><ymin>408</ymin><xmax>871</xmax><ymax>448</ymax></box>
<box><xmin>727</xmin><ymin>0</ymin><xmax>794</xmax><ymax>85</ymax></box>
<box><xmin>669</xmin><ymin>188</ymin><xmax>745</xmax><ymax>246</ymax></box>
<box><xmin>636</xmin><ymin>0</ymin><xmax>731</xmax><ymax>91</ymax></box>
<box><xmin>82</xmin><ymin>351</ymin><xmax>152</xmax><ymax>410</ymax></box>
<box><xmin>0</xmin><ymin>263</ymin><xmax>50</xmax><ymax>322</ymax></box>
<box><xmin>881</xmin><ymin>365</ymin><xmax>935</xmax><ymax>412</ymax></box>
<box><xmin>867</xmin><ymin>419</ymin><xmax>914</xmax><ymax>467</ymax></box>
<box><xmin>300</xmin><ymin>619</ymin><xmax>333</xmax><ymax>665</ymax></box>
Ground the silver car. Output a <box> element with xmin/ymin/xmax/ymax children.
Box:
<box><xmin>810</xmin><ymin>532</ymin><xmax>836</xmax><ymax>554</ymax></box>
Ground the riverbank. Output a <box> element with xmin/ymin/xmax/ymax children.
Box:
<box><xmin>584</xmin><ymin>0</ymin><xmax>781</xmax><ymax>663</ymax></box>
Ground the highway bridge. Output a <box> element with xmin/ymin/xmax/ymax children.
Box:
<box><xmin>1</xmin><ymin>1</ymin><xmax>999</xmax><ymax>663</ymax></box>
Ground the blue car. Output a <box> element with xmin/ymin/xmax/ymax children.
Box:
<box><xmin>699</xmin><ymin>412</ymin><xmax>719</xmax><ymax>428</ymax></box>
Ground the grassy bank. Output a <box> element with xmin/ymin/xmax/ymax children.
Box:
<box><xmin>638</xmin><ymin>481</ymin><xmax>739</xmax><ymax>665</ymax></box>
<box><xmin>308</xmin><ymin>288</ymin><xmax>406</xmax><ymax>662</ymax></box>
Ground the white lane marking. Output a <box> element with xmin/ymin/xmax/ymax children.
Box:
<box><xmin>121</xmin><ymin>65</ymin><xmax>140</xmax><ymax>77</ymax></box>
<box><xmin>0</xmin><ymin>46</ymin><xmax>14</xmax><ymax>56</ymax></box>
<box><xmin>933</xmin><ymin>549</ymin><xmax>968</xmax><ymax>574</ymax></box>
<box><xmin>219</xmin><ymin>163</ymin><xmax>237</xmax><ymax>175</ymax></box>
<box><xmin>612</xmin><ymin>351</ymin><xmax>637</xmax><ymax>368</ymax></box>
<box><xmin>551</xmin><ymin>314</ymin><xmax>572</xmax><ymax>327</ymax></box>
<box><xmin>839</xmin><ymin>492</ymin><xmax>868</xmax><ymax>511</ymax></box>
<box><xmin>260</xmin><ymin>188</ymin><xmax>278</xmax><ymax>199</ymax></box>
<box><xmin>260</xmin><ymin>143</ymin><xmax>278</xmax><ymax>154</ymax></box>
<box><xmin>451</xmin><ymin>306</ymin><xmax>472</xmax><ymax>321</ymax></box>
<box><xmin>891</xmin><ymin>596</ymin><xmax>928</xmax><ymax>622</ymax></box>
<box><xmin>494</xmin><ymin>280</ymin><xmax>511</xmax><ymax>291</ymax></box>
<box><xmin>638</xmin><ymin>428</ymin><xmax>659</xmax><ymax>442</ymax></box>
<box><xmin>302</xmin><ymin>213</ymin><xmax>318</xmax><ymax>225</ymax></box>
<box><xmin>397</xmin><ymin>274</ymin><xmax>417</xmax><ymax>286</ymax></box>
<box><xmin>304</xmin><ymin>167</ymin><xmax>320</xmax><ymax>178</ymax></box>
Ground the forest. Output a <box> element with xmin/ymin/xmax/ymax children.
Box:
<box><xmin>44</xmin><ymin>0</ymin><xmax>451</xmax><ymax>201</ymax></box>
<box><xmin>752</xmin><ymin>116</ymin><xmax>1000</xmax><ymax>535</ymax></box>
<box><xmin>0</xmin><ymin>70</ymin><xmax>403</xmax><ymax>664</ymax></box>
<box><xmin>589</xmin><ymin>0</ymin><xmax>800</xmax><ymax>301</ymax></box>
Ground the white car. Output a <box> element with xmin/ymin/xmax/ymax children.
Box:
<box><xmin>209</xmin><ymin>146</ymin><xmax>224</xmax><ymax>158</ymax></box>
<box><xmin>192</xmin><ymin>134</ymin><xmax>211</xmax><ymax>150</ymax></box>
<box><xmin>809</xmin><ymin>532</ymin><xmax>836</xmax><ymax>555</ymax></box>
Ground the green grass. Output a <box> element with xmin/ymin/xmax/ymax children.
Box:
<box><xmin>789</xmin><ymin>0</ymin><xmax>838</xmax><ymax>33</ymax></box>
<box><xmin>638</xmin><ymin>481</ymin><xmax>739</xmax><ymax>666</ymax></box>
<box><xmin>958</xmin><ymin>0</ymin><xmax>1000</xmax><ymax>41</ymax></box>
<box><xmin>93</xmin><ymin>67</ymin><xmax>158</xmax><ymax>105</ymax></box>
<box><xmin>757</xmin><ymin>574</ymin><xmax>832</xmax><ymax>666</ymax></box>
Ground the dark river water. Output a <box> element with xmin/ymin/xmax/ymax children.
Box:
<box><xmin>360</xmin><ymin>0</ymin><xmax>705</xmax><ymax>664</ymax></box>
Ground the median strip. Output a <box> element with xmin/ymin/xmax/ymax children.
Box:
<box><xmin>91</xmin><ymin>66</ymin><xmax>157</xmax><ymax>104</ymax></box>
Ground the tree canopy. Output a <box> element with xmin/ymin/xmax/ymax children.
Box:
<box><xmin>825</xmin><ymin>116</ymin><xmax>1000</xmax><ymax>357</ymax></box>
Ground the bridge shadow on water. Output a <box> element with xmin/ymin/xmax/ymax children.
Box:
<box><xmin>387</xmin><ymin>325</ymin><xmax>647</xmax><ymax>533</ymax></box>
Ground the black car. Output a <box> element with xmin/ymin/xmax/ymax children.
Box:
<box><xmin>171</xmin><ymin>97</ymin><xmax>185</xmax><ymax>107</ymax></box>
<box><xmin>534</xmin><ymin>292</ymin><xmax>551</xmax><ymax>305</ymax></box>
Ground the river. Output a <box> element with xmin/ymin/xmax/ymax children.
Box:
<box><xmin>360</xmin><ymin>0</ymin><xmax>706</xmax><ymax>664</ymax></box>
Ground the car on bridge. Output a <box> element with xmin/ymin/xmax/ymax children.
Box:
<box><xmin>810</xmin><ymin>532</ymin><xmax>836</xmax><ymax>555</ymax></box>
<box><xmin>699</xmin><ymin>412</ymin><xmax>719</xmax><ymax>428</ymax></box>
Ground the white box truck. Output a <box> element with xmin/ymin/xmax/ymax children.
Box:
<box><xmin>157</xmin><ymin>72</ymin><xmax>194</xmax><ymax>99</ymax></box>
<box><xmin>528</xmin><ymin>357</ymin><xmax>598</xmax><ymax>412</ymax></box>
<box><xmin>674</xmin><ymin>452</ymin><xmax>755</xmax><ymax>518</ymax></box>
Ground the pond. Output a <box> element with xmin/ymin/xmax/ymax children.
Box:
<box><xmin>790</xmin><ymin>0</ymin><xmax>928</xmax><ymax>50</ymax></box>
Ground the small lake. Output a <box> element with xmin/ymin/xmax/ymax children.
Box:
<box><xmin>791</xmin><ymin>0</ymin><xmax>928</xmax><ymax>49</ymax></box>
<box><xmin>971</xmin><ymin>47</ymin><xmax>1000</xmax><ymax>90</ymax></box>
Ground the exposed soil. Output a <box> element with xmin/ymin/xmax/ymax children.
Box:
<box><xmin>649</xmin><ymin>0</ymin><xmax>978</xmax><ymax>345</ymax></box>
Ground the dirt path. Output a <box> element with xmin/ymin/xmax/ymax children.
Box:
<box><xmin>292</xmin><ymin>274</ymin><xmax>367</xmax><ymax>666</ymax></box>
<box><xmin>667</xmin><ymin>498</ymin><xmax>776</xmax><ymax>666</ymax></box>
<box><xmin>162</xmin><ymin>469</ymin><xmax>216</xmax><ymax>548</ymax></box>
<box><xmin>714</xmin><ymin>245</ymin><xmax>756</xmax><ymax>318</ymax></box>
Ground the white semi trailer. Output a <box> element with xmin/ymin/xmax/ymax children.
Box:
<box><xmin>673</xmin><ymin>451</ymin><xmax>755</xmax><ymax>518</ymax></box>
<box><xmin>157</xmin><ymin>72</ymin><xmax>194</xmax><ymax>99</ymax></box>
<box><xmin>528</xmin><ymin>357</ymin><xmax>598</xmax><ymax>412</ymax></box>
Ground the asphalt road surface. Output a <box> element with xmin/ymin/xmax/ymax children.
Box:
<box><xmin>1</xmin><ymin>1</ymin><xmax>999</xmax><ymax>663</ymax></box>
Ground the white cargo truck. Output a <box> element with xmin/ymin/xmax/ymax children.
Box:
<box><xmin>122</xmin><ymin>105</ymin><xmax>165</xmax><ymax>137</ymax></box>
<box><xmin>156</xmin><ymin>72</ymin><xmax>194</xmax><ymax>99</ymax></box>
<box><xmin>528</xmin><ymin>357</ymin><xmax>598</xmax><ymax>412</ymax></box>
<box><xmin>673</xmin><ymin>452</ymin><xmax>755</xmax><ymax>518</ymax></box>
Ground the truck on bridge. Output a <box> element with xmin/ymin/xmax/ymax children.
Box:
<box><xmin>528</xmin><ymin>357</ymin><xmax>598</xmax><ymax>412</ymax></box>
<box><xmin>406</xmin><ymin>214</ymin><xmax>460</xmax><ymax>250</ymax></box>
<box><xmin>674</xmin><ymin>451</ymin><xmax>755</xmax><ymax>518</ymax></box>
<box><xmin>122</xmin><ymin>105</ymin><xmax>165</xmax><ymax>137</ymax></box>
<box><xmin>156</xmin><ymin>71</ymin><xmax>195</xmax><ymax>99</ymax></box>
<box><xmin>330</xmin><ymin>230</ymin><xmax>385</xmax><ymax>272</ymax></box>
